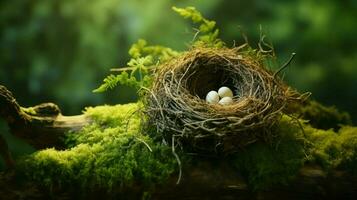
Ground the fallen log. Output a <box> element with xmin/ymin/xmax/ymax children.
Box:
<box><xmin>0</xmin><ymin>162</ymin><xmax>356</xmax><ymax>200</ymax></box>
<box><xmin>0</xmin><ymin>84</ymin><xmax>356</xmax><ymax>200</ymax></box>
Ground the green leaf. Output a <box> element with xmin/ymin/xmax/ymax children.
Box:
<box><xmin>172</xmin><ymin>6</ymin><xmax>223</xmax><ymax>47</ymax></box>
<box><xmin>94</xmin><ymin>6</ymin><xmax>222</xmax><ymax>94</ymax></box>
<box><xmin>172</xmin><ymin>6</ymin><xmax>203</xmax><ymax>23</ymax></box>
<box><xmin>93</xmin><ymin>72</ymin><xmax>139</xmax><ymax>93</ymax></box>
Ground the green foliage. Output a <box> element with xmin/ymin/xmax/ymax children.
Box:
<box><xmin>94</xmin><ymin>6</ymin><xmax>224</xmax><ymax>93</ymax></box>
<box><xmin>18</xmin><ymin>103</ymin><xmax>177</xmax><ymax>191</ymax></box>
<box><xmin>94</xmin><ymin>39</ymin><xmax>179</xmax><ymax>93</ymax></box>
<box><xmin>128</xmin><ymin>39</ymin><xmax>178</xmax><ymax>61</ymax></box>
<box><xmin>93</xmin><ymin>54</ymin><xmax>153</xmax><ymax>93</ymax></box>
<box><xmin>92</xmin><ymin>73</ymin><xmax>139</xmax><ymax>93</ymax></box>
<box><xmin>172</xmin><ymin>6</ymin><xmax>224</xmax><ymax>47</ymax></box>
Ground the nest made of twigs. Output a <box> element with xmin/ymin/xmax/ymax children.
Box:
<box><xmin>145</xmin><ymin>47</ymin><xmax>306</xmax><ymax>154</ymax></box>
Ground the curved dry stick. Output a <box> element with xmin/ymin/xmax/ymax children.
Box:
<box><xmin>0</xmin><ymin>85</ymin><xmax>89</xmax><ymax>157</ymax></box>
<box><xmin>273</xmin><ymin>53</ymin><xmax>296</xmax><ymax>78</ymax></box>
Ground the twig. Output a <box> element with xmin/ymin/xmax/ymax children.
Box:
<box><xmin>136</xmin><ymin>137</ymin><xmax>153</xmax><ymax>152</ymax></box>
<box><xmin>110</xmin><ymin>67</ymin><xmax>156</xmax><ymax>72</ymax></box>
<box><xmin>274</xmin><ymin>53</ymin><xmax>296</xmax><ymax>78</ymax></box>
<box><xmin>110</xmin><ymin>67</ymin><xmax>135</xmax><ymax>72</ymax></box>
<box><xmin>172</xmin><ymin>135</ymin><xmax>182</xmax><ymax>185</ymax></box>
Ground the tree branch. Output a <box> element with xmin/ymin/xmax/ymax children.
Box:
<box><xmin>0</xmin><ymin>85</ymin><xmax>89</xmax><ymax>152</ymax></box>
<box><xmin>0</xmin><ymin>84</ymin><xmax>356</xmax><ymax>199</ymax></box>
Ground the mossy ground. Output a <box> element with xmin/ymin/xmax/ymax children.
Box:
<box><xmin>17</xmin><ymin>102</ymin><xmax>357</xmax><ymax>192</ymax></box>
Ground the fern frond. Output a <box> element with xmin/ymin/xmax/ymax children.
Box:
<box><xmin>93</xmin><ymin>72</ymin><xmax>139</xmax><ymax>93</ymax></box>
<box><xmin>172</xmin><ymin>6</ymin><xmax>224</xmax><ymax>47</ymax></box>
<box><xmin>129</xmin><ymin>39</ymin><xmax>179</xmax><ymax>62</ymax></box>
<box><xmin>95</xmin><ymin>6</ymin><xmax>223</xmax><ymax>94</ymax></box>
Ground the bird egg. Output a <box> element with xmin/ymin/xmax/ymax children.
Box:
<box><xmin>218</xmin><ymin>86</ymin><xmax>233</xmax><ymax>98</ymax></box>
<box><xmin>206</xmin><ymin>91</ymin><xmax>219</xmax><ymax>104</ymax></box>
<box><xmin>219</xmin><ymin>96</ymin><xmax>233</xmax><ymax>105</ymax></box>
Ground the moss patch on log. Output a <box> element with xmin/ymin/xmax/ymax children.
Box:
<box><xmin>18</xmin><ymin>103</ymin><xmax>177</xmax><ymax>191</ymax></box>
<box><xmin>305</xmin><ymin>125</ymin><xmax>357</xmax><ymax>174</ymax></box>
<box><xmin>231</xmin><ymin>114</ymin><xmax>357</xmax><ymax>190</ymax></box>
<box><xmin>17</xmin><ymin>103</ymin><xmax>357</xmax><ymax>192</ymax></box>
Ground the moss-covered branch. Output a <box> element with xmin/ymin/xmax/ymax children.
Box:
<box><xmin>1</xmin><ymin>85</ymin><xmax>357</xmax><ymax>199</ymax></box>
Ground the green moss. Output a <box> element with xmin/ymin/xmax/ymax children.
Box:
<box><xmin>305</xmin><ymin>125</ymin><xmax>357</xmax><ymax>174</ymax></box>
<box><xmin>18</xmin><ymin>103</ymin><xmax>177</xmax><ymax>191</ymax></box>
<box><xmin>17</xmin><ymin>103</ymin><xmax>357</xmax><ymax>192</ymax></box>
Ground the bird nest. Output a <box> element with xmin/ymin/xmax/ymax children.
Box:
<box><xmin>145</xmin><ymin>47</ymin><xmax>305</xmax><ymax>154</ymax></box>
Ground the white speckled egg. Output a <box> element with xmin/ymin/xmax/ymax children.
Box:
<box><xmin>218</xmin><ymin>86</ymin><xmax>233</xmax><ymax>98</ymax></box>
<box><xmin>205</xmin><ymin>91</ymin><xmax>219</xmax><ymax>104</ymax></box>
<box><xmin>219</xmin><ymin>96</ymin><xmax>233</xmax><ymax>105</ymax></box>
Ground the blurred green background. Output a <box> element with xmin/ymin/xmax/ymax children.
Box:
<box><xmin>0</xmin><ymin>0</ymin><xmax>356</xmax><ymax>168</ymax></box>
